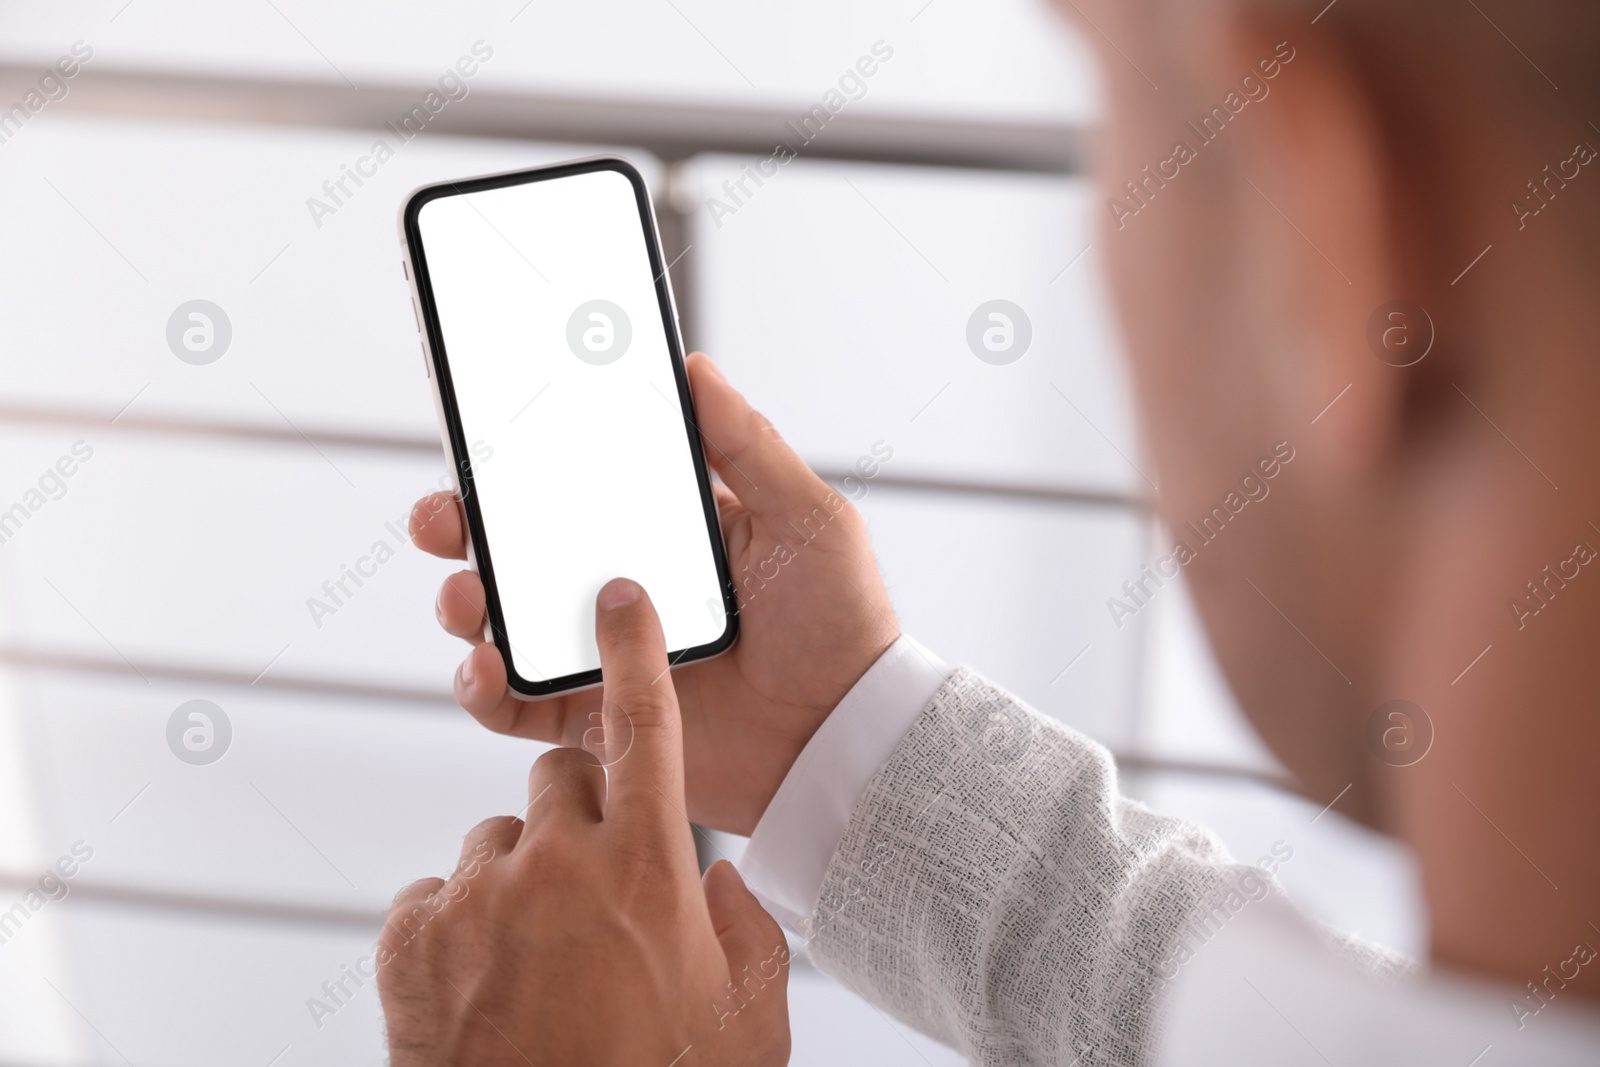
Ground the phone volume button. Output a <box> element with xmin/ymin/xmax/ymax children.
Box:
<box><xmin>412</xmin><ymin>300</ymin><xmax>422</xmax><ymax>333</ymax></box>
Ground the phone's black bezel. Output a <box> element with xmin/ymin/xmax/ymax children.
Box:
<box><xmin>402</xmin><ymin>156</ymin><xmax>739</xmax><ymax>698</ymax></box>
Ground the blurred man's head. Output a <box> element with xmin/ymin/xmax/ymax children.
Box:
<box><xmin>1060</xmin><ymin>0</ymin><xmax>1600</xmax><ymax>984</ymax></box>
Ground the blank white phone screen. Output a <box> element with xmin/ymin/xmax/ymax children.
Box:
<box><xmin>416</xmin><ymin>167</ymin><xmax>725</xmax><ymax>684</ymax></box>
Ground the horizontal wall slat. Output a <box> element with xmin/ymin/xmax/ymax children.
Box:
<box><xmin>0</xmin><ymin>63</ymin><xmax>1092</xmax><ymax>174</ymax></box>
<box><xmin>0</xmin><ymin>403</ymin><xmax>1147</xmax><ymax>510</ymax></box>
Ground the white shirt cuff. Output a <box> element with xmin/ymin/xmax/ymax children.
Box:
<box><xmin>739</xmin><ymin>634</ymin><xmax>951</xmax><ymax>933</ymax></box>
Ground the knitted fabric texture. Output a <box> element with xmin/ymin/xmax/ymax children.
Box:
<box><xmin>805</xmin><ymin>668</ymin><xmax>1286</xmax><ymax>1067</ymax></box>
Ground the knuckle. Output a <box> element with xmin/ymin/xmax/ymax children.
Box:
<box><xmin>492</xmin><ymin>813</ymin><xmax>523</xmax><ymax>834</ymax></box>
<box><xmin>459</xmin><ymin>816</ymin><xmax>518</xmax><ymax>865</ymax></box>
<box><xmin>381</xmin><ymin>882</ymin><xmax>444</xmax><ymax>948</ymax></box>
<box><xmin>527</xmin><ymin>747</ymin><xmax>604</xmax><ymax>803</ymax></box>
<box><xmin>467</xmin><ymin>813</ymin><xmax>519</xmax><ymax>838</ymax></box>
<box><xmin>389</xmin><ymin>878</ymin><xmax>440</xmax><ymax>910</ymax></box>
<box><xmin>529</xmin><ymin>745</ymin><xmax>595</xmax><ymax>784</ymax></box>
<box><xmin>606</xmin><ymin>682</ymin><xmax>672</xmax><ymax>721</ymax></box>
<box><xmin>512</xmin><ymin>825</ymin><xmax>583</xmax><ymax>888</ymax></box>
<box><xmin>746</xmin><ymin>404</ymin><xmax>777</xmax><ymax>439</ymax></box>
<box><xmin>383</xmin><ymin>905</ymin><xmax>442</xmax><ymax>959</ymax></box>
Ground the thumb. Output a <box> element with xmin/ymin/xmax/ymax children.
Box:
<box><xmin>704</xmin><ymin>861</ymin><xmax>791</xmax><ymax>1031</ymax></box>
<box><xmin>686</xmin><ymin>351</ymin><xmax>834</xmax><ymax>519</ymax></box>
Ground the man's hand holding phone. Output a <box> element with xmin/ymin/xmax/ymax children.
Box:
<box><xmin>412</xmin><ymin>352</ymin><xmax>900</xmax><ymax>834</ymax></box>
<box><xmin>379</xmin><ymin>579</ymin><xmax>791</xmax><ymax>1066</ymax></box>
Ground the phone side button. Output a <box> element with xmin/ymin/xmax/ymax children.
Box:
<box><xmin>420</xmin><ymin>338</ymin><xmax>431</xmax><ymax>378</ymax></box>
<box><xmin>411</xmin><ymin>299</ymin><xmax>422</xmax><ymax>333</ymax></box>
<box><xmin>401</xmin><ymin>260</ymin><xmax>410</xmax><ymax>280</ymax></box>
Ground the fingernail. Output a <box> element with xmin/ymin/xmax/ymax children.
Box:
<box><xmin>458</xmin><ymin>653</ymin><xmax>476</xmax><ymax>691</ymax></box>
<box><xmin>597</xmin><ymin>577</ymin><xmax>642</xmax><ymax>611</ymax></box>
<box><xmin>434</xmin><ymin>588</ymin><xmax>446</xmax><ymax>626</ymax></box>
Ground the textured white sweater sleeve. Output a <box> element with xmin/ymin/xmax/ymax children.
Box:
<box><xmin>803</xmin><ymin>667</ymin><xmax>1279</xmax><ymax>1067</ymax></box>
<box><xmin>784</xmin><ymin>664</ymin><xmax>1600</xmax><ymax>1064</ymax></box>
<box><xmin>741</xmin><ymin>635</ymin><xmax>951</xmax><ymax>931</ymax></box>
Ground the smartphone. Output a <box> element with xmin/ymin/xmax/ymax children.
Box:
<box><xmin>399</xmin><ymin>157</ymin><xmax>737</xmax><ymax>698</ymax></box>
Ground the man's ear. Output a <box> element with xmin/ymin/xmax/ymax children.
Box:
<box><xmin>1210</xmin><ymin>16</ymin><xmax>1417</xmax><ymax>481</ymax></box>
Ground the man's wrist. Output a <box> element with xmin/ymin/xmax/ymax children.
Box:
<box><xmin>739</xmin><ymin>635</ymin><xmax>952</xmax><ymax>932</ymax></box>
